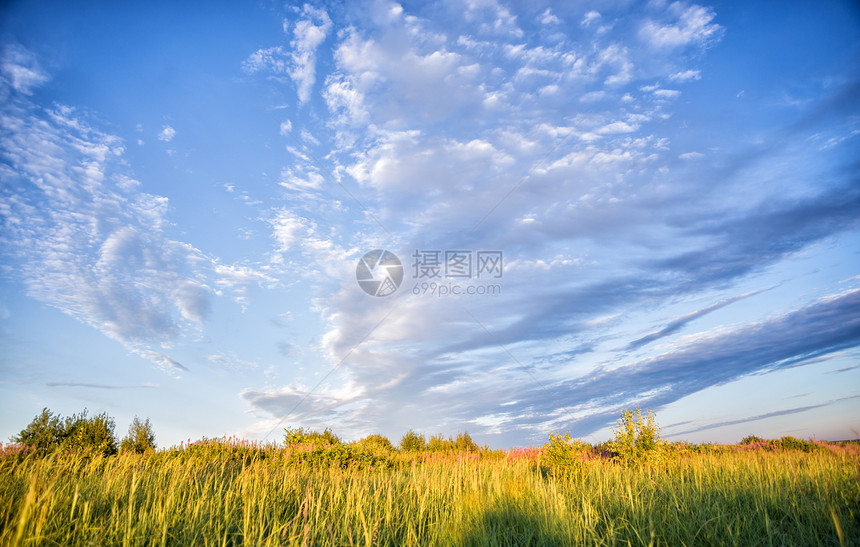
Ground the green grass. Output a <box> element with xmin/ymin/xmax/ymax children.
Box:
<box><xmin>1</xmin><ymin>441</ymin><xmax>858</xmax><ymax>546</ymax></box>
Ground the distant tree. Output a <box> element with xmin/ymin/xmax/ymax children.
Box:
<box><xmin>283</xmin><ymin>427</ymin><xmax>340</xmax><ymax>446</ymax></box>
<box><xmin>11</xmin><ymin>408</ymin><xmax>66</xmax><ymax>454</ymax></box>
<box><xmin>355</xmin><ymin>433</ymin><xmax>393</xmax><ymax>452</ymax></box>
<box><xmin>453</xmin><ymin>432</ymin><xmax>479</xmax><ymax>452</ymax></box>
<box><xmin>740</xmin><ymin>435</ymin><xmax>764</xmax><ymax>445</ymax></box>
<box><xmin>399</xmin><ymin>429</ymin><xmax>426</xmax><ymax>451</ymax></box>
<box><xmin>120</xmin><ymin>416</ymin><xmax>157</xmax><ymax>453</ymax></box>
<box><xmin>426</xmin><ymin>431</ymin><xmax>479</xmax><ymax>452</ymax></box>
<box><xmin>12</xmin><ymin>407</ymin><xmax>119</xmax><ymax>456</ymax></box>
<box><xmin>61</xmin><ymin>409</ymin><xmax>118</xmax><ymax>456</ymax></box>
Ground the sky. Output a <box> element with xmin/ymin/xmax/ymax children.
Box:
<box><xmin>1</xmin><ymin>0</ymin><xmax>859</xmax><ymax>450</ymax></box>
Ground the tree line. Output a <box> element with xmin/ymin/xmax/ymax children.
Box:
<box><xmin>11</xmin><ymin>408</ymin><xmax>156</xmax><ymax>455</ymax></box>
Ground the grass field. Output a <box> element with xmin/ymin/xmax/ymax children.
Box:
<box><xmin>1</xmin><ymin>437</ymin><xmax>858</xmax><ymax>546</ymax></box>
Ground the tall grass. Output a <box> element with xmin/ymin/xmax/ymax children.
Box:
<box><xmin>1</xmin><ymin>441</ymin><xmax>857</xmax><ymax>545</ymax></box>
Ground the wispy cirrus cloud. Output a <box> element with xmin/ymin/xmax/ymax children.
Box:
<box><xmin>46</xmin><ymin>382</ymin><xmax>159</xmax><ymax>389</ymax></box>
<box><xmin>625</xmin><ymin>290</ymin><xmax>766</xmax><ymax>351</ymax></box>
<box><xmin>0</xmin><ymin>46</ymin><xmax>220</xmax><ymax>376</ymax></box>
<box><xmin>243</xmin><ymin>4</ymin><xmax>332</xmax><ymax>103</ymax></box>
<box><xmin>0</xmin><ymin>43</ymin><xmax>49</xmax><ymax>95</ymax></box>
<box><xmin>667</xmin><ymin>395</ymin><xmax>860</xmax><ymax>437</ymax></box>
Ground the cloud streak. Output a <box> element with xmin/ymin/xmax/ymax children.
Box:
<box><xmin>668</xmin><ymin>395</ymin><xmax>860</xmax><ymax>437</ymax></box>
<box><xmin>626</xmin><ymin>290</ymin><xmax>765</xmax><ymax>351</ymax></box>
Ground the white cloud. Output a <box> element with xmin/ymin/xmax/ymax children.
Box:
<box><xmin>268</xmin><ymin>209</ymin><xmax>310</xmax><ymax>253</ymax></box>
<box><xmin>300</xmin><ymin>129</ymin><xmax>320</xmax><ymax>145</ymax></box>
<box><xmin>322</xmin><ymin>75</ymin><xmax>369</xmax><ymax>126</ymax></box>
<box><xmin>540</xmin><ymin>8</ymin><xmax>560</xmax><ymax>25</ymax></box>
<box><xmin>640</xmin><ymin>3</ymin><xmax>723</xmax><ymax>49</ymax></box>
<box><xmin>279</xmin><ymin>166</ymin><xmax>325</xmax><ymax>192</ymax></box>
<box><xmin>599</xmin><ymin>44</ymin><xmax>633</xmax><ymax>86</ymax></box>
<box><xmin>208</xmin><ymin>351</ymin><xmax>258</xmax><ymax>371</ymax></box>
<box><xmin>679</xmin><ymin>151</ymin><xmax>704</xmax><ymax>160</ymax></box>
<box><xmin>653</xmin><ymin>88</ymin><xmax>681</xmax><ymax>99</ymax></box>
<box><xmin>1</xmin><ymin>44</ymin><xmax>49</xmax><ymax>94</ymax></box>
<box><xmin>670</xmin><ymin>69</ymin><xmax>701</xmax><ymax>81</ymax></box>
<box><xmin>597</xmin><ymin>121</ymin><xmax>639</xmax><ymax>135</ymax></box>
<box><xmin>134</xmin><ymin>349</ymin><xmax>187</xmax><ymax>377</ymax></box>
<box><xmin>463</xmin><ymin>0</ymin><xmax>523</xmax><ymax>37</ymax></box>
<box><xmin>581</xmin><ymin>10</ymin><xmax>601</xmax><ymax>27</ymax></box>
<box><xmin>286</xmin><ymin>5</ymin><xmax>333</xmax><ymax>103</ymax></box>
<box><xmin>158</xmin><ymin>125</ymin><xmax>176</xmax><ymax>142</ymax></box>
<box><xmin>242</xmin><ymin>46</ymin><xmax>289</xmax><ymax>75</ymax></box>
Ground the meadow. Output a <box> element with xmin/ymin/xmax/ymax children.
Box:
<box><xmin>1</xmin><ymin>435</ymin><xmax>858</xmax><ymax>546</ymax></box>
<box><xmin>1</xmin><ymin>408</ymin><xmax>858</xmax><ymax>546</ymax></box>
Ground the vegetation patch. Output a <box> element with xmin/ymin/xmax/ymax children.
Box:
<box><xmin>2</xmin><ymin>407</ymin><xmax>857</xmax><ymax>545</ymax></box>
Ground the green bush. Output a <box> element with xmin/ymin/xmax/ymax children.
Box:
<box><xmin>740</xmin><ymin>435</ymin><xmax>764</xmax><ymax>445</ymax></box>
<box><xmin>60</xmin><ymin>410</ymin><xmax>119</xmax><ymax>456</ymax></box>
<box><xmin>283</xmin><ymin>427</ymin><xmax>340</xmax><ymax>447</ymax></box>
<box><xmin>608</xmin><ymin>407</ymin><xmax>664</xmax><ymax>464</ymax></box>
<box><xmin>779</xmin><ymin>436</ymin><xmax>823</xmax><ymax>453</ymax></box>
<box><xmin>543</xmin><ymin>431</ymin><xmax>593</xmax><ymax>477</ymax></box>
<box><xmin>427</xmin><ymin>431</ymin><xmax>480</xmax><ymax>453</ymax></box>
<box><xmin>355</xmin><ymin>433</ymin><xmax>394</xmax><ymax>452</ymax></box>
<box><xmin>12</xmin><ymin>408</ymin><xmax>118</xmax><ymax>456</ymax></box>
<box><xmin>399</xmin><ymin>429</ymin><xmax>426</xmax><ymax>451</ymax></box>
<box><xmin>120</xmin><ymin>416</ymin><xmax>157</xmax><ymax>454</ymax></box>
<box><xmin>287</xmin><ymin>443</ymin><xmax>393</xmax><ymax>470</ymax></box>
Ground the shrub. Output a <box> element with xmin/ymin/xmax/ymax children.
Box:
<box><xmin>60</xmin><ymin>410</ymin><xmax>119</xmax><ymax>456</ymax></box>
<box><xmin>120</xmin><ymin>416</ymin><xmax>157</xmax><ymax>453</ymax></box>
<box><xmin>779</xmin><ymin>436</ymin><xmax>823</xmax><ymax>453</ymax></box>
<box><xmin>283</xmin><ymin>427</ymin><xmax>340</xmax><ymax>447</ymax></box>
<box><xmin>399</xmin><ymin>429</ymin><xmax>426</xmax><ymax>451</ymax></box>
<box><xmin>543</xmin><ymin>431</ymin><xmax>593</xmax><ymax>477</ymax></box>
<box><xmin>608</xmin><ymin>407</ymin><xmax>664</xmax><ymax>464</ymax></box>
<box><xmin>287</xmin><ymin>443</ymin><xmax>393</xmax><ymax>470</ymax></box>
<box><xmin>355</xmin><ymin>434</ymin><xmax>394</xmax><ymax>452</ymax></box>
<box><xmin>740</xmin><ymin>435</ymin><xmax>764</xmax><ymax>445</ymax></box>
<box><xmin>170</xmin><ymin>436</ymin><xmax>274</xmax><ymax>463</ymax></box>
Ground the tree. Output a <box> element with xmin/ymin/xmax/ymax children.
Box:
<box><xmin>120</xmin><ymin>416</ymin><xmax>157</xmax><ymax>453</ymax></box>
<box><xmin>12</xmin><ymin>408</ymin><xmax>119</xmax><ymax>456</ymax></box>
<box><xmin>61</xmin><ymin>410</ymin><xmax>119</xmax><ymax>456</ymax></box>
<box><xmin>283</xmin><ymin>427</ymin><xmax>340</xmax><ymax>446</ymax></box>
<box><xmin>11</xmin><ymin>407</ymin><xmax>65</xmax><ymax>454</ymax></box>
<box><xmin>356</xmin><ymin>434</ymin><xmax>393</xmax><ymax>452</ymax></box>
<box><xmin>399</xmin><ymin>429</ymin><xmax>426</xmax><ymax>451</ymax></box>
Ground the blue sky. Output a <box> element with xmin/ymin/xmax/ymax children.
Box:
<box><xmin>1</xmin><ymin>0</ymin><xmax>858</xmax><ymax>449</ymax></box>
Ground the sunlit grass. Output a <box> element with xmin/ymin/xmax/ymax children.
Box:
<box><xmin>1</xmin><ymin>440</ymin><xmax>857</xmax><ymax>545</ymax></box>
